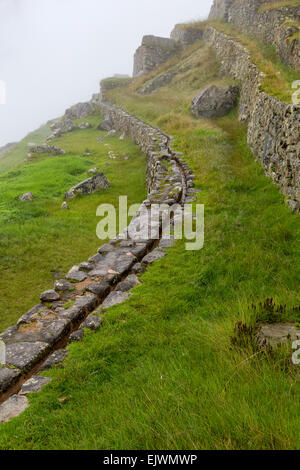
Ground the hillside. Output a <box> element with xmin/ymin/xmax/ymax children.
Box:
<box><xmin>0</xmin><ymin>0</ymin><xmax>299</xmax><ymax>451</ymax></box>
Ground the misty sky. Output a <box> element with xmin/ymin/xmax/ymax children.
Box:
<box><xmin>0</xmin><ymin>0</ymin><xmax>213</xmax><ymax>147</ymax></box>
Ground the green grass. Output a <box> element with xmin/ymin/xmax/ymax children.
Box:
<box><xmin>0</xmin><ymin>40</ymin><xmax>299</xmax><ymax>450</ymax></box>
<box><xmin>0</xmin><ymin>124</ymin><xmax>52</xmax><ymax>175</ymax></box>
<box><xmin>0</xmin><ymin>113</ymin><xmax>146</xmax><ymax>331</ymax></box>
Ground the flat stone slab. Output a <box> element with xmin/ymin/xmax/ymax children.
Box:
<box><xmin>66</xmin><ymin>266</ymin><xmax>88</xmax><ymax>282</ymax></box>
<box><xmin>40</xmin><ymin>290</ymin><xmax>60</xmax><ymax>302</ymax></box>
<box><xmin>116</xmin><ymin>274</ymin><xmax>140</xmax><ymax>292</ymax></box>
<box><xmin>102</xmin><ymin>291</ymin><xmax>131</xmax><ymax>309</ymax></box>
<box><xmin>69</xmin><ymin>329</ymin><xmax>84</xmax><ymax>343</ymax></box>
<box><xmin>38</xmin><ymin>349</ymin><xmax>69</xmax><ymax>372</ymax></box>
<box><xmin>142</xmin><ymin>249</ymin><xmax>166</xmax><ymax>266</ymax></box>
<box><xmin>86</xmin><ymin>281</ymin><xmax>111</xmax><ymax>297</ymax></box>
<box><xmin>20</xmin><ymin>376</ymin><xmax>52</xmax><ymax>395</ymax></box>
<box><xmin>256</xmin><ymin>323</ymin><xmax>300</xmax><ymax>348</ymax></box>
<box><xmin>5</xmin><ymin>342</ymin><xmax>51</xmax><ymax>373</ymax></box>
<box><xmin>80</xmin><ymin>314</ymin><xmax>103</xmax><ymax>331</ymax></box>
<box><xmin>0</xmin><ymin>395</ymin><xmax>29</xmax><ymax>423</ymax></box>
<box><xmin>0</xmin><ymin>368</ymin><xmax>22</xmax><ymax>394</ymax></box>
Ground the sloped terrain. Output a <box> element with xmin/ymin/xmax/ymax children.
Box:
<box><xmin>0</xmin><ymin>34</ymin><xmax>299</xmax><ymax>449</ymax></box>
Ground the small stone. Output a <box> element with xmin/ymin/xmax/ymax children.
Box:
<box><xmin>40</xmin><ymin>290</ymin><xmax>60</xmax><ymax>302</ymax></box>
<box><xmin>115</xmin><ymin>274</ymin><xmax>140</xmax><ymax>292</ymax></box>
<box><xmin>19</xmin><ymin>192</ymin><xmax>34</xmax><ymax>202</ymax></box>
<box><xmin>79</xmin><ymin>262</ymin><xmax>94</xmax><ymax>272</ymax></box>
<box><xmin>61</xmin><ymin>202</ymin><xmax>70</xmax><ymax>210</ymax></box>
<box><xmin>69</xmin><ymin>329</ymin><xmax>84</xmax><ymax>343</ymax></box>
<box><xmin>66</xmin><ymin>266</ymin><xmax>88</xmax><ymax>282</ymax></box>
<box><xmin>0</xmin><ymin>368</ymin><xmax>22</xmax><ymax>394</ymax></box>
<box><xmin>38</xmin><ymin>349</ymin><xmax>69</xmax><ymax>372</ymax></box>
<box><xmin>142</xmin><ymin>249</ymin><xmax>166</xmax><ymax>266</ymax></box>
<box><xmin>132</xmin><ymin>263</ymin><xmax>144</xmax><ymax>274</ymax></box>
<box><xmin>0</xmin><ymin>395</ymin><xmax>29</xmax><ymax>423</ymax></box>
<box><xmin>88</xmin><ymin>168</ymin><xmax>98</xmax><ymax>174</ymax></box>
<box><xmin>256</xmin><ymin>323</ymin><xmax>300</xmax><ymax>348</ymax></box>
<box><xmin>102</xmin><ymin>291</ymin><xmax>131</xmax><ymax>309</ymax></box>
<box><xmin>80</xmin><ymin>314</ymin><xmax>103</xmax><ymax>331</ymax></box>
<box><xmin>20</xmin><ymin>376</ymin><xmax>52</xmax><ymax>395</ymax></box>
<box><xmin>54</xmin><ymin>279</ymin><xmax>74</xmax><ymax>292</ymax></box>
<box><xmin>98</xmin><ymin>244</ymin><xmax>114</xmax><ymax>253</ymax></box>
<box><xmin>86</xmin><ymin>281</ymin><xmax>111</xmax><ymax>297</ymax></box>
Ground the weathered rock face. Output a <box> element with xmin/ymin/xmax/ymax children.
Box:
<box><xmin>133</xmin><ymin>35</ymin><xmax>180</xmax><ymax>77</ymax></box>
<box><xmin>48</xmin><ymin>118</ymin><xmax>78</xmax><ymax>140</ymax></box>
<box><xmin>209</xmin><ymin>0</ymin><xmax>234</xmax><ymax>20</ymax></box>
<box><xmin>65</xmin><ymin>102</ymin><xmax>93</xmax><ymax>120</ymax></box>
<box><xmin>209</xmin><ymin>0</ymin><xmax>300</xmax><ymax>72</ymax></box>
<box><xmin>138</xmin><ymin>70</ymin><xmax>176</xmax><ymax>95</ymax></box>
<box><xmin>65</xmin><ymin>173</ymin><xmax>110</xmax><ymax>200</ymax></box>
<box><xmin>204</xmin><ymin>26</ymin><xmax>300</xmax><ymax>210</ymax></box>
<box><xmin>29</xmin><ymin>144</ymin><xmax>66</xmax><ymax>155</ymax></box>
<box><xmin>170</xmin><ymin>24</ymin><xmax>204</xmax><ymax>46</ymax></box>
<box><xmin>191</xmin><ymin>85</ymin><xmax>239</xmax><ymax>118</ymax></box>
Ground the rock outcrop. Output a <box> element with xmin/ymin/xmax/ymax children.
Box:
<box><xmin>65</xmin><ymin>173</ymin><xmax>110</xmax><ymax>200</ymax></box>
<box><xmin>133</xmin><ymin>35</ymin><xmax>180</xmax><ymax>77</ymax></box>
<box><xmin>171</xmin><ymin>24</ymin><xmax>204</xmax><ymax>46</ymax></box>
<box><xmin>191</xmin><ymin>85</ymin><xmax>239</xmax><ymax>118</ymax></box>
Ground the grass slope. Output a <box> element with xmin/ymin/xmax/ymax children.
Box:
<box><xmin>0</xmin><ymin>114</ymin><xmax>146</xmax><ymax>331</ymax></box>
<box><xmin>0</xmin><ymin>42</ymin><xmax>299</xmax><ymax>450</ymax></box>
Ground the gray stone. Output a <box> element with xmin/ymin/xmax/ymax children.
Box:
<box><xmin>61</xmin><ymin>202</ymin><xmax>70</xmax><ymax>210</ymax></box>
<box><xmin>88</xmin><ymin>168</ymin><xmax>98</xmax><ymax>174</ymax></box>
<box><xmin>66</xmin><ymin>266</ymin><xmax>88</xmax><ymax>282</ymax></box>
<box><xmin>42</xmin><ymin>319</ymin><xmax>71</xmax><ymax>346</ymax></box>
<box><xmin>65</xmin><ymin>173</ymin><xmax>110</xmax><ymax>200</ymax></box>
<box><xmin>142</xmin><ymin>249</ymin><xmax>166</xmax><ymax>266</ymax></box>
<box><xmin>5</xmin><ymin>342</ymin><xmax>51</xmax><ymax>372</ymax></box>
<box><xmin>132</xmin><ymin>263</ymin><xmax>144</xmax><ymax>274</ymax></box>
<box><xmin>38</xmin><ymin>349</ymin><xmax>69</xmax><ymax>372</ymax></box>
<box><xmin>159</xmin><ymin>236</ymin><xmax>175</xmax><ymax>248</ymax></box>
<box><xmin>86</xmin><ymin>281</ymin><xmax>111</xmax><ymax>298</ymax></box>
<box><xmin>20</xmin><ymin>376</ymin><xmax>52</xmax><ymax>395</ymax></box>
<box><xmin>256</xmin><ymin>323</ymin><xmax>300</xmax><ymax>348</ymax></box>
<box><xmin>79</xmin><ymin>122</ymin><xmax>92</xmax><ymax>129</ymax></box>
<box><xmin>116</xmin><ymin>274</ymin><xmax>140</xmax><ymax>292</ymax></box>
<box><xmin>54</xmin><ymin>279</ymin><xmax>75</xmax><ymax>292</ymax></box>
<box><xmin>102</xmin><ymin>291</ymin><xmax>131</xmax><ymax>309</ymax></box>
<box><xmin>0</xmin><ymin>395</ymin><xmax>29</xmax><ymax>423</ymax></box>
<box><xmin>191</xmin><ymin>85</ymin><xmax>239</xmax><ymax>118</ymax></box>
<box><xmin>40</xmin><ymin>290</ymin><xmax>60</xmax><ymax>303</ymax></box>
<box><xmin>80</xmin><ymin>314</ymin><xmax>103</xmax><ymax>331</ymax></box>
<box><xmin>0</xmin><ymin>368</ymin><xmax>22</xmax><ymax>394</ymax></box>
<box><xmin>69</xmin><ymin>329</ymin><xmax>84</xmax><ymax>343</ymax></box>
<box><xmin>66</xmin><ymin>101</ymin><xmax>93</xmax><ymax>120</ymax></box>
<box><xmin>19</xmin><ymin>192</ymin><xmax>34</xmax><ymax>202</ymax></box>
<box><xmin>97</xmin><ymin>118</ymin><xmax>113</xmax><ymax>131</ymax></box>
<box><xmin>287</xmin><ymin>200</ymin><xmax>300</xmax><ymax>213</ymax></box>
<box><xmin>79</xmin><ymin>262</ymin><xmax>94</xmax><ymax>272</ymax></box>
<box><xmin>98</xmin><ymin>244</ymin><xmax>115</xmax><ymax>254</ymax></box>
<box><xmin>29</xmin><ymin>144</ymin><xmax>66</xmax><ymax>155</ymax></box>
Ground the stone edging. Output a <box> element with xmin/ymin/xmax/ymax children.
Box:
<box><xmin>0</xmin><ymin>102</ymin><xmax>195</xmax><ymax>418</ymax></box>
<box><xmin>204</xmin><ymin>26</ymin><xmax>300</xmax><ymax>212</ymax></box>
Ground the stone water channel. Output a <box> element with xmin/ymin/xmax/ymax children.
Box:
<box><xmin>0</xmin><ymin>102</ymin><xmax>196</xmax><ymax>422</ymax></box>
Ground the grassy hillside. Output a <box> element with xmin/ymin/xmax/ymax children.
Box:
<box><xmin>0</xmin><ymin>41</ymin><xmax>299</xmax><ymax>450</ymax></box>
<box><xmin>0</xmin><ymin>114</ymin><xmax>146</xmax><ymax>331</ymax></box>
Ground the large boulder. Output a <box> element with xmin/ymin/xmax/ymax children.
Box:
<box><xmin>65</xmin><ymin>173</ymin><xmax>110</xmax><ymax>200</ymax></box>
<box><xmin>191</xmin><ymin>85</ymin><xmax>239</xmax><ymax>118</ymax></box>
<box><xmin>65</xmin><ymin>102</ymin><xmax>93</xmax><ymax>120</ymax></box>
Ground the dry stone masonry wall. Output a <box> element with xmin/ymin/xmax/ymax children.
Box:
<box><xmin>0</xmin><ymin>98</ymin><xmax>195</xmax><ymax>419</ymax></box>
<box><xmin>210</xmin><ymin>0</ymin><xmax>300</xmax><ymax>72</ymax></box>
<box><xmin>133</xmin><ymin>35</ymin><xmax>181</xmax><ymax>77</ymax></box>
<box><xmin>204</xmin><ymin>26</ymin><xmax>300</xmax><ymax>211</ymax></box>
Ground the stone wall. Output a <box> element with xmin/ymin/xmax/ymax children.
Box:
<box><xmin>209</xmin><ymin>0</ymin><xmax>300</xmax><ymax>71</ymax></box>
<box><xmin>208</xmin><ymin>0</ymin><xmax>235</xmax><ymax>20</ymax></box>
<box><xmin>133</xmin><ymin>35</ymin><xmax>180</xmax><ymax>77</ymax></box>
<box><xmin>170</xmin><ymin>24</ymin><xmax>204</xmax><ymax>46</ymax></box>
<box><xmin>0</xmin><ymin>99</ymin><xmax>194</xmax><ymax>413</ymax></box>
<box><xmin>204</xmin><ymin>26</ymin><xmax>300</xmax><ymax>212</ymax></box>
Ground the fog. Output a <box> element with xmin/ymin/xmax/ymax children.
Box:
<box><xmin>0</xmin><ymin>0</ymin><xmax>213</xmax><ymax>147</ymax></box>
